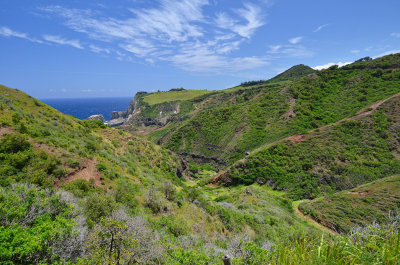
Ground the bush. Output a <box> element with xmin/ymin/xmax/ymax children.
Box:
<box><xmin>96</xmin><ymin>163</ymin><xmax>107</xmax><ymax>172</ymax></box>
<box><xmin>0</xmin><ymin>183</ymin><xmax>81</xmax><ymax>264</ymax></box>
<box><xmin>84</xmin><ymin>193</ymin><xmax>116</xmax><ymax>227</ymax></box>
<box><xmin>0</xmin><ymin>133</ymin><xmax>31</xmax><ymax>153</ymax></box>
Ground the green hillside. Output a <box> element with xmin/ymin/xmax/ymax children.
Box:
<box><xmin>1</xmin><ymin>54</ymin><xmax>400</xmax><ymax>264</ymax></box>
<box><xmin>299</xmin><ymin>175</ymin><xmax>400</xmax><ymax>233</ymax></box>
<box><xmin>159</xmin><ymin>54</ymin><xmax>400</xmax><ymax>165</ymax></box>
<box><xmin>221</xmin><ymin>93</ymin><xmax>400</xmax><ymax>199</ymax></box>
<box><xmin>0</xmin><ymin>84</ymin><xmax>320</xmax><ymax>264</ymax></box>
<box><xmin>267</xmin><ymin>64</ymin><xmax>315</xmax><ymax>83</ymax></box>
<box><xmin>142</xmin><ymin>89</ymin><xmax>214</xmax><ymax>106</ymax></box>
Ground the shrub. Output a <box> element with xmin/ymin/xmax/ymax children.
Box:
<box><xmin>96</xmin><ymin>163</ymin><xmax>107</xmax><ymax>172</ymax></box>
<box><xmin>0</xmin><ymin>133</ymin><xmax>31</xmax><ymax>153</ymax></box>
<box><xmin>84</xmin><ymin>193</ymin><xmax>116</xmax><ymax>227</ymax></box>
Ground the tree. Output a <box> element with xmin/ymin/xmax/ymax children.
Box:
<box><xmin>163</xmin><ymin>180</ymin><xmax>176</xmax><ymax>201</ymax></box>
<box><xmin>85</xmin><ymin>217</ymin><xmax>137</xmax><ymax>264</ymax></box>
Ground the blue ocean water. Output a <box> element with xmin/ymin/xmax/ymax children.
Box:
<box><xmin>41</xmin><ymin>97</ymin><xmax>132</xmax><ymax>121</ymax></box>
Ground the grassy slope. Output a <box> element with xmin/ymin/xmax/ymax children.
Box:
<box><xmin>223</xmin><ymin>94</ymin><xmax>400</xmax><ymax>200</ymax></box>
<box><xmin>267</xmin><ymin>64</ymin><xmax>315</xmax><ymax>83</ymax></box>
<box><xmin>142</xmin><ymin>89</ymin><xmax>213</xmax><ymax>106</ymax></box>
<box><xmin>0</xmin><ymin>84</ymin><xmax>323</xmax><ymax>263</ymax></box>
<box><xmin>160</xmin><ymin>54</ymin><xmax>400</xmax><ymax>165</ymax></box>
<box><xmin>299</xmin><ymin>175</ymin><xmax>400</xmax><ymax>233</ymax></box>
<box><xmin>0</xmin><ymin>85</ymin><xmax>179</xmax><ymax>189</ymax></box>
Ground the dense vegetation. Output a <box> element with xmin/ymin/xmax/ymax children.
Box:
<box><xmin>155</xmin><ymin>54</ymin><xmax>400</xmax><ymax>166</ymax></box>
<box><xmin>299</xmin><ymin>175</ymin><xmax>400</xmax><ymax>233</ymax></box>
<box><xmin>1</xmin><ymin>53</ymin><xmax>400</xmax><ymax>264</ymax></box>
<box><xmin>0</xmin><ymin>85</ymin><xmax>318</xmax><ymax>263</ymax></box>
<box><xmin>223</xmin><ymin>95</ymin><xmax>400</xmax><ymax>199</ymax></box>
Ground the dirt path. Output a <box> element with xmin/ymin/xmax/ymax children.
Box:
<box><xmin>213</xmin><ymin>92</ymin><xmax>400</xmax><ymax>184</ymax></box>
<box><xmin>0</xmin><ymin>126</ymin><xmax>15</xmax><ymax>137</ymax></box>
<box><xmin>294</xmin><ymin>204</ymin><xmax>338</xmax><ymax>236</ymax></box>
<box><xmin>54</xmin><ymin>159</ymin><xmax>103</xmax><ymax>188</ymax></box>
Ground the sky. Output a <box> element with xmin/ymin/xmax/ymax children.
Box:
<box><xmin>1</xmin><ymin>0</ymin><xmax>400</xmax><ymax>99</ymax></box>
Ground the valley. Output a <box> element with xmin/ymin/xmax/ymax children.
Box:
<box><xmin>1</xmin><ymin>54</ymin><xmax>400</xmax><ymax>264</ymax></box>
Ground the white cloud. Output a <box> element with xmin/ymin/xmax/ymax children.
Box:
<box><xmin>351</xmin><ymin>49</ymin><xmax>360</xmax><ymax>54</ymax></box>
<box><xmin>89</xmin><ymin>45</ymin><xmax>110</xmax><ymax>53</ymax></box>
<box><xmin>375</xmin><ymin>50</ymin><xmax>400</xmax><ymax>58</ymax></box>
<box><xmin>313</xmin><ymin>61</ymin><xmax>352</xmax><ymax>70</ymax></box>
<box><xmin>215</xmin><ymin>3</ymin><xmax>265</xmax><ymax>38</ymax></box>
<box><xmin>61</xmin><ymin>88</ymin><xmax>67</xmax><ymax>93</ymax></box>
<box><xmin>0</xmin><ymin>26</ymin><xmax>43</xmax><ymax>43</ymax></box>
<box><xmin>40</xmin><ymin>1</ymin><xmax>270</xmax><ymax>72</ymax></box>
<box><xmin>289</xmin><ymin>36</ymin><xmax>303</xmax><ymax>44</ymax></box>
<box><xmin>43</xmin><ymin>35</ymin><xmax>84</xmax><ymax>49</ymax></box>
<box><xmin>162</xmin><ymin>40</ymin><xmax>269</xmax><ymax>72</ymax></box>
<box><xmin>313</xmin><ymin>24</ymin><xmax>329</xmax><ymax>33</ymax></box>
<box><xmin>268</xmin><ymin>45</ymin><xmax>282</xmax><ymax>53</ymax></box>
<box><xmin>391</xmin><ymin>33</ymin><xmax>400</xmax><ymax>38</ymax></box>
<box><xmin>41</xmin><ymin>1</ymin><xmax>208</xmax><ymax>43</ymax></box>
<box><xmin>267</xmin><ymin>44</ymin><xmax>313</xmax><ymax>58</ymax></box>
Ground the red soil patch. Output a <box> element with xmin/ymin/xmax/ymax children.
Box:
<box><xmin>0</xmin><ymin>126</ymin><xmax>15</xmax><ymax>137</ymax></box>
<box><xmin>54</xmin><ymin>159</ymin><xmax>103</xmax><ymax>188</ymax></box>
<box><xmin>212</xmin><ymin>92</ymin><xmax>400</xmax><ymax>185</ymax></box>
<box><xmin>347</xmin><ymin>191</ymin><xmax>369</xmax><ymax>197</ymax></box>
<box><xmin>288</xmin><ymin>134</ymin><xmax>310</xmax><ymax>144</ymax></box>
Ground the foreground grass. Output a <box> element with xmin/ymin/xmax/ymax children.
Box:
<box><xmin>299</xmin><ymin>175</ymin><xmax>400</xmax><ymax>233</ymax></box>
<box><xmin>234</xmin><ymin>221</ymin><xmax>400</xmax><ymax>265</ymax></box>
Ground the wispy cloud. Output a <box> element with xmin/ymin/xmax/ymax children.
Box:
<box><xmin>40</xmin><ymin>1</ymin><xmax>208</xmax><ymax>43</ymax></box>
<box><xmin>391</xmin><ymin>33</ymin><xmax>400</xmax><ymax>38</ymax></box>
<box><xmin>39</xmin><ymin>1</ymin><xmax>269</xmax><ymax>72</ymax></box>
<box><xmin>268</xmin><ymin>44</ymin><xmax>313</xmax><ymax>58</ymax></box>
<box><xmin>313</xmin><ymin>24</ymin><xmax>329</xmax><ymax>33</ymax></box>
<box><xmin>216</xmin><ymin>3</ymin><xmax>265</xmax><ymax>38</ymax></box>
<box><xmin>313</xmin><ymin>61</ymin><xmax>351</xmax><ymax>70</ymax></box>
<box><xmin>289</xmin><ymin>36</ymin><xmax>303</xmax><ymax>44</ymax></box>
<box><xmin>375</xmin><ymin>50</ymin><xmax>400</xmax><ymax>58</ymax></box>
<box><xmin>43</xmin><ymin>35</ymin><xmax>84</xmax><ymax>49</ymax></box>
<box><xmin>0</xmin><ymin>26</ymin><xmax>43</xmax><ymax>43</ymax></box>
<box><xmin>162</xmin><ymin>39</ymin><xmax>269</xmax><ymax>72</ymax></box>
<box><xmin>89</xmin><ymin>45</ymin><xmax>110</xmax><ymax>54</ymax></box>
<box><xmin>350</xmin><ymin>49</ymin><xmax>360</xmax><ymax>54</ymax></box>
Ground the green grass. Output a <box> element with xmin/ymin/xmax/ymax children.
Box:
<box><xmin>0</xmin><ymin>84</ymin><xmax>323</xmax><ymax>264</ymax></box>
<box><xmin>161</xmin><ymin>54</ymin><xmax>400</xmax><ymax>165</ymax></box>
<box><xmin>2</xmin><ymin>53</ymin><xmax>400</xmax><ymax>264</ymax></box>
<box><xmin>142</xmin><ymin>89</ymin><xmax>213</xmax><ymax>106</ymax></box>
<box><xmin>224</xmin><ymin>94</ymin><xmax>400</xmax><ymax>200</ymax></box>
<box><xmin>299</xmin><ymin>175</ymin><xmax>400</xmax><ymax>233</ymax></box>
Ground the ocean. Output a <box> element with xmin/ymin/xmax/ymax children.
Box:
<box><xmin>41</xmin><ymin>97</ymin><xmax>132</xmax><ymax>121</ymax></box>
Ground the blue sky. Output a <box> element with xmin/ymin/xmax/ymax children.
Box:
<box><xmin>1</xmin><ymin>0</ymin><xmax>399</xmax><ymax>98</ymax></box>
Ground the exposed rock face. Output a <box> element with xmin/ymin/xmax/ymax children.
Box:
<box><xmin>107</xmin><ymin>117</ymin><xmax>125</xmax><ymax>127</ymax></box>
<box><xmin>111</xmin><ymin>111</ymin><xmax>127</xmax><ymax>120</ymax></box>
<box><xmin>107</xmin><ymin>94</ymin><xmax>138</xmax><ymax>127</ymax></box>
<box><xmin>87</xmin><ymin>114</ymin><xmax>105</xmax><ymax>123</ymax></box>
<box><xmin>107</xmin><ymin>91</ymin><xmax>182</xmax><ymax>127</ymax></box>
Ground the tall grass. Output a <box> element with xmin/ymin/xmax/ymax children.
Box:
<box><xmin>236</xmin><ymin>215</ymin><xmax>400</xmax><ymax>265</ymax></box>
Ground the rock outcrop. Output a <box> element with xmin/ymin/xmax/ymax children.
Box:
<box><xmin>107</xmin><ymin>91</ymin><xmax>182</xmax><ymax>127</ymax></box>
<box><xmin>87</xmin><ymin>114</ymin><xmax>105</xmax><ymax>123</ymax></box>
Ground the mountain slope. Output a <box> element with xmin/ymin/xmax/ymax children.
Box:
<box><xmin>159</xmin><ymin>54</ymin><xmax>400</xmax><ymax>165</ymax></box>
<box><xmin>219</xmin><ymin>91</ymin><xmax>400</xmax><ymax>199</ymax></box>
<box><xmin>0</xmin><ymin>84</ymin><xmax>320</xmax><ymax>264</ymax></box>
<box><xmin>268</xmin><ymin>64</ymin><xmax>315</xmax><ymax>83</ymax></box>
<box><xmin>298</xmin><ymin>175</ymin><xmax>400</xmax><ymax>233</ymax></box>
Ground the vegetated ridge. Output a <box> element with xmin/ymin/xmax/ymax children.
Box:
<box><xmin>1</xmin><ymin>54</ymin><xmax>400</xmax><ymax>264</ymax></box>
